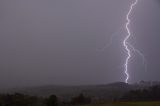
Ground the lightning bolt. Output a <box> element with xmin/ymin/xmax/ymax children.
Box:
<box><xmin>123</xmin><ymin>0</ymin><xmax>138</xmax><ymax>83</ymax></box>
<box><xmin>97</xmin><ymin>0</ymin><xmax>146</xmax><ymax>83</ymax></box>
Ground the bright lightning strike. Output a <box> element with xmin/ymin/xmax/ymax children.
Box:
<box><xmin>123</xmin><ymin>0</ymin><xmax>138</xmax><ymax>83</ymax></box>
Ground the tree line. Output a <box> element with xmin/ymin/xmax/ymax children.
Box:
<box><xmin>0</xmin><ymin>85</ymin><xmax>160</xmax><ymax>106</ymax></box>
<box><xmin>0</xmin><ymin>93</ymin><xmax>91</xmax><ymax>106</ymax></box>
<box><xmin>121</xmin><ymin>85</ymin><xmax>160</xmax><ymax>101</ymax></box>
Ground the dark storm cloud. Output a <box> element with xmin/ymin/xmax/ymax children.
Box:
<box><xmin>156</xmin><ymin>0</ymin><xmax>160</xmax><ymax>4</ymax></box>
<box><xmin>0</xmin><ymin>0</ymin><xmax>159</xmax><ymax>88</ymax></box>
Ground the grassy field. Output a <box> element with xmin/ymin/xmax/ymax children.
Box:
<box><xmin>79</xmin><ymin>101</ymin><xmax>160</xmax><ymax>106</ymax></box>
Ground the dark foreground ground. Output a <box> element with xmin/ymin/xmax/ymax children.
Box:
<box><xmin>79</xmin><ymin>101</ymin><xmax>160</xmax><ymax>106</ymax></box>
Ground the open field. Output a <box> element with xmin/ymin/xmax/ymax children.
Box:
<box><xmin>80</xmin><ymin>101</ymin><xmax>160</xmax><ymax>106</ymax></box>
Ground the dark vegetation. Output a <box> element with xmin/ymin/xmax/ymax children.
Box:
<box><xmin>0</xmin><ymin>93</ymin><xmax>40</xmax><ymax>106</ymax></box>
<box><xmin>70</xmin><ymin>93</ymin><xmax>91</xmax><ymax>105</ymax></box>
<box><xmin>121</xmin><ymin>85</ymin><xmax>160</xmax><ymax>101</ymax></box>
<box><xmin>0</xmin><ymin>93</ymin><xmax>91</xmax><ymax>106</ymax></box>
<box><xmin>0</xmin><ymin>82</ymin><xmax>160</xmax><ymax>106</ymax></box>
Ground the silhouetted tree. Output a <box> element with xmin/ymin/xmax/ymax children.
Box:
<box><xmin>45</xmin><ymin>94</ymin><xmax>58</xmax><ymax>106</ymax></box>
<box><xmin>71</xmin><ymin>93</ymin><xmax>91</xmax><ymax>105</ymax></box>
